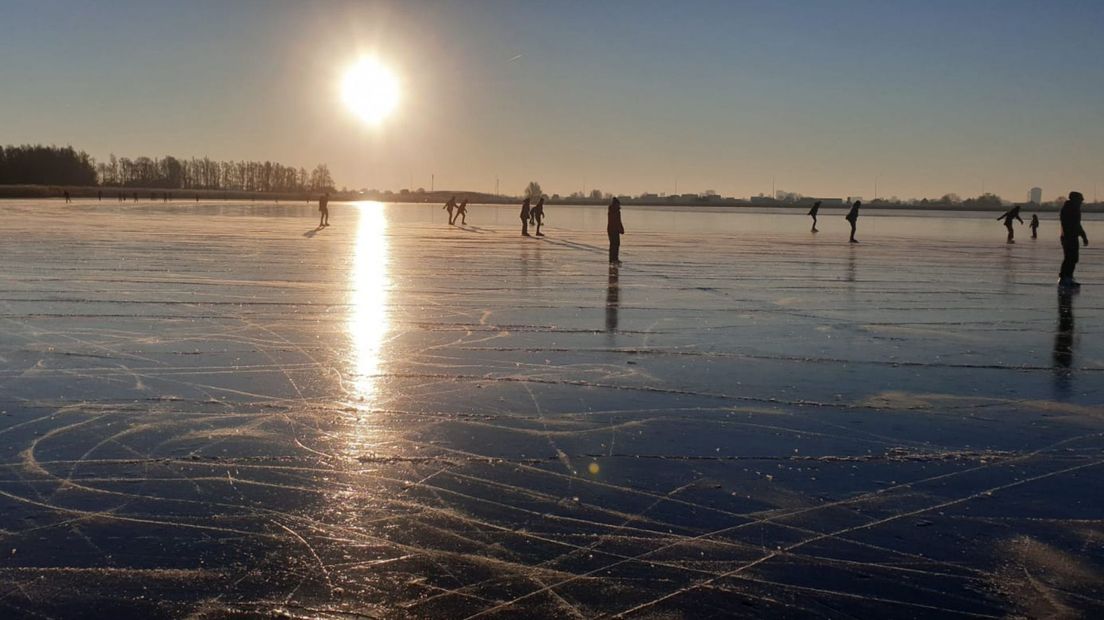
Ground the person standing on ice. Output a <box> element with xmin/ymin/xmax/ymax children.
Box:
<box><xmin>997</xmin><ymin>205</ymin><xmax>1023</xmax><ymax>243</ymax></box>
<box><xmin>845</xmin><ymin>200</ymin><xmax>861</xmax><ymax>243</ymax></box>
<box><xmin>608</xmin><ymin>197</ymin><xmax>625</xmax><ymax>263</ymax></box>
<box><xmin>442</xmin><ymin>196</ymin><xmax>457</xmax><ymax>225</ymax></box>
<box><xmin>531</xmin><ymin>196</ymin><xmax>546</xmax><ymax>236</ymax></box>
<box><xmin>520</xmin><ymin>197</ymin><xmax>531</xmax><ymax>236</ymax></box>
<box><xmin>808</xmin><ymin>200</ymin><xmax>821</xmax><ymax>232</ymax></box>
<box><xmin>1058</xmin><ymin>191</ymin><xmax>1088</xmax><ymax>289</ymax></box>
<box><xmin>1030</xmin><ymin>214</ymin><xmax>1040</xmax><ymax>239</ymax></box>
<box><xmin>318</xmin><ymin>191</ymin><xmax>330</xmax><ymax>227</ymax></box>
<box><xmin>455</xmin><ymin>199</ymin><xmax>468</xmax><ymax>225</ymax></box>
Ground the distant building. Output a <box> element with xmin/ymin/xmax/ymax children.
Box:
<box><xmin>1028</xmin><ymin>187</ymin><xmax>1042</xmax><ymax>204</ymax></box>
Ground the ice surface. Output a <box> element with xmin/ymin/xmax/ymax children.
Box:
<box><xmin>0</xmin><ymin>199</ymin><xmax>1102</xmax><ymax>618</ymax></box>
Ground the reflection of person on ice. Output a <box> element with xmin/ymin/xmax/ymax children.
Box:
<box><xmin>997</xmin><ymin>205</ymin><xmax>1023</xmax><ymax>243</ymax></box>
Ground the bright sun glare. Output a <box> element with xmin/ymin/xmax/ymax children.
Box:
<box><xmin>342</xmin><ymin>57</ymin><xmax>400</xmax><ymax>126</ymax></box>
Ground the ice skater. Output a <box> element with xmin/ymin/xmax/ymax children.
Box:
<box><xmin>97</xmin><ymin>190</ymin><xmax>102</xmax><ymax>201</ymax></box>
<box><xmin>531</xmin><ymin>196</ymin><xmax>545</xmax><ymax>236</ymax></box>
<box><xmin>997</xmin><ymin>205</ymin><xmax>1023</xmax><ymax>243</ymax></box>
<box><xmin>845</xmin><ymin>200</ymin><xmax>861</xmax><ymax>243</ymax></box>
<box><xmin>443</xmin><ymin>196</ymin><xmax>457</xmax><ymax>225</ymax></box>
<box><xmin>808</xmin><ymin>200</ymin><xmax>821</xmax><ymax>232</ymax></box>
<box><xmin>456</xmin><ymin>199</ymin><xmax>468</xmax><ymax>225</ymax></box>
<box><xmin>318</xmin><ymin>191</ymin><xmax>330</xmax><ymax>227</ymax></box>
<box><xmin>520</xmin><ymin>197</ymin><xmax>531</xmax><ymax>236</ymax></box>
<box><xmin>1030</xmin><ymin>214</ymin><xmax>1040</xmax><ymax>239</ymax></box>
<box><xmin>608</xmin><ymin>197</ymin><xmax>624</xmax><ymax>263</ymax></box>
<box><xmin>63</xmin><ymin>190</ymin><xmax>71</xmax><ymax>203</ymax></box>
<box><xmin>1058</xmin><ymin>191</ymin><xmax>1088</xmax><ymax>289</ymax></box>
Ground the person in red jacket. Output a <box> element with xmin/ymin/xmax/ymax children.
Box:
<box><xmin>607</xmin><ymin>197</ymin><xmax>625</xmax><ymax>263</ymax></box>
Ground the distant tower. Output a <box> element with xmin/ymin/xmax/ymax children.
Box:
<box><xmin>1029</xmin><ymin>187</ymin><xmax>1042</xmax><ymax>204</ymax></box>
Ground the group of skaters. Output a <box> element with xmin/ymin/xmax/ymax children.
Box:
<box><xmin>425</xmin><ymin>191</ymin><xmax>1088</xmax><ymax>286</ymax></box>
<box><xmin>442</xmin><ymin>196</ymin><xmax>470</xmax><ymax>225</ymax></box>
<box><xmin>806</xmin><ymin>193</ymin><xmax>1090</xmax><ymax>288</ymax></box>
<box><xmin>519</xmin><ymin>196</ymin><xmax>546</xmax><ymax>236</ymax></box>
<box><xmin>441</xmin><ymin>194</ymin><xmax>625</xmax><ymax>262</ymax></box>
<box><xmin>807</xmin><ymin>200</ymin><xmax>864</xmax><ymax>242</ymax></box>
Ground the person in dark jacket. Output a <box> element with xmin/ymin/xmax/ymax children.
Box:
<box><xmin>997</xmin><ymin>205</ymin><xmax>1023</xmax><ymax>243</ymax></box>
<box><xmin>318</xmin><ymin>191</ymin><xmax>330</xmax><ymax>227</ymax></box>
<box><xmin>607</xmin><ymin>197</ymin><xmax>625</xmax><ymax>263</ymax></box>
<box><xmin>1030</xmin><ymin>214</ymin><xmax>1040</xmax><ymax>239</ymax></box>
<box><xmin>845</xmin><ymin>200</ymin><xmax>861</xmax><ymax>243</ymax></box>
<box><xmin>443</xmin><ymin>196</ymin><xmax>457</xmax><ymax>225</ymax></box>
<box><xmin>808</xmin><ymin>200</ymin><xmax>821</xmax><ymax>233</ymax></box>
<box><xmin>531</xmin><ymin>197</ymin><xmax>545</xmax><ymax>236</ymax></box>
<box><xmin>520</xmin><ymin>198</ymin><xmax>531</xmax><ymax>236</ymax></box>
<box><xmin>456</xmin><ymin>199</ymin><xmax>468</xmax><ymax>225</ymax></box>
<box><xmin>1059</xmin><ymin>191</ymin><xmax>1089</xmax><ymax>288</ymax></box>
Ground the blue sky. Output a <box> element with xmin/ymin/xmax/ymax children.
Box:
<box><xmin>2</xmin><ymin>0</ymin><xmax>1101</xmax><ymax>200</ymax></box>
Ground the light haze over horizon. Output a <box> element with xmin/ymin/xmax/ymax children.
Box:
<box><xmin>2</xmin><ymin>0</ymin><xmax>1102</xmax><ymax>201</ymax></box>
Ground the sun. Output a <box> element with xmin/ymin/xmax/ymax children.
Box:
<box><xmin>342</xmin><ymin>57</ymin><xmax>400</xmax><ymax>126</ymax></box>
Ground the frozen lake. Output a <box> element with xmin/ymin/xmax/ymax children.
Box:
<box><xmin>0</xmin><ymin>199</ymin><xmax>1102</xmax><ymax>618</ymax></box>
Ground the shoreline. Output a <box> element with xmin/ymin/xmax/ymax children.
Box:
<box><xmin>0</xmin><ymin>184</ymin><xmax>1095</xmax><ymax>213</ymax></box>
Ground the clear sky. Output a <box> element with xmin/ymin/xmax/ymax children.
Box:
<box><xmin>2</xmin><ymin>0</ymin><xmax>1102</xmax><ymax>201</ymax></box>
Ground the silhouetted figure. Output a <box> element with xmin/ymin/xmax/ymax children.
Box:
<box><xmin>63</xmin><ymin>190</ymin><xmax>71</xmax><ymax>203</ymax></box>
<box><xmin>845</xmin><ymin>200</ymin><xmax>860</xmax><ymax>243</ymax></box>
<box><xmin>606</xmin><ymin>265</ymin><xmax>619</xmax><ymax>332</ymax></box>
<box><xmin>1058</xmin><ymin>191</ymin><xmax>1088</xmax><ymax>288</ymax></box>
<box><xmin>456</xmin><ymin>199</ymin><xmax>468</xmax><ymax>225</ymax></box>
<box><xmin>118</xmin><ymin>192</ymin><xmax>123</xmax><ymax>202</ymax></box>
<box><xmin>608</xmin><ymin>197</ymin><xmax>625</xmax><ymax>262</ymax></box>
<box><xmin>997</xmin><ymin>205</ymin><xmax>1023</xmax><ymax>243</ymax></box>
<box><xmin>97</xmin><ymin>190</ymin><xmax>102</xmax><ymax>201</ymax></box>
<box><xmin>443</xmin><ymin>196</ymin><xmax>457</xmax><ymax>225</ymax></box>
<box><xmin>195</xmin><ymin>194</ymin><xmax>199</xmax><ymax>202</ymax></box>
<box><xmin>132</xmin><ymin>191</ymin><xmax>138</xmax><ymax>203</ymax></box>
<box><xmin>808</xmin><ymin>200</ymin><xmax>821</xmax><ymax>232</ymax></box>
<box><xmin>531</xmin><ymin>197</ymin><xmax>545</xmax><ymax>236</ymax></box>
<box><xmin>318</xmin><ymin>191</ymin><xmax>330</xmax><ymax>227</ymax></box>
<box><xmin>520</xmin><ymin>198</ymin><xmax>531</xmax><ymax>236</ymax></box>
<box><xmin>1030</xmin><ymin>214</ymin><xmax>1039</xmax><ymax>239</ymax></box>
<box><xmin>163</xmin><ymin>192</ymin><xmax>168</xmax><ymax>203</ymax></box>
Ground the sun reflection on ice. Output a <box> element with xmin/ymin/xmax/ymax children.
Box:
<box><xmin>348</xmin><ymin>202</ymin><xmax>390</xmax><ymax>405</ymax></box>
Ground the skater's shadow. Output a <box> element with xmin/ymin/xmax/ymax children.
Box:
<box><xmin>538</xmin><ymin>237</ymin><xmax>606</xmax><ymax>255</ymax></box>
<box><xmin>456</xmin><ymin>224</ymin><xmax>486</xmax><ymax>233</ymax></box>
<box><xmin>303</xmin><ymin>226</ymin><xmax>325</xmax><ymax>238</ymax></box>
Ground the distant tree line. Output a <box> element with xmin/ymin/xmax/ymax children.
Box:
<box><xmin>0</xmin><ymin>144</ymin><xmax>335</xmax><ymax>192</ymax></box>
<box><xmin>0</xmin><ymin>145</ymin><xmax>97</xmax><ymax>186</ymax></box>
<box><xmin>95</xmin><ymin>155</ymin><xmax>334</xmax><ymax>192</ymax></box>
